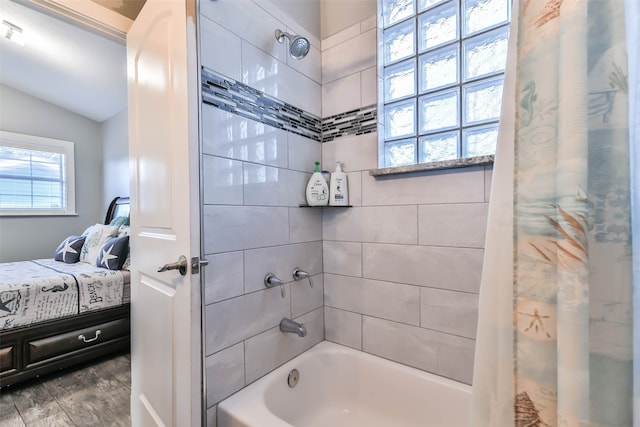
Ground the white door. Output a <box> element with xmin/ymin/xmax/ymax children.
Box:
<box><xmin>127</xmin><ymin>0</ymin><xmax>201</xmax><ymax>425</ymax></box>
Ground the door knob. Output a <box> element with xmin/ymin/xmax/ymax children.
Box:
<box><xmin>158</xmin><ymin>255</ymin><xmax>188</xmax><ymax>276</ymax></box>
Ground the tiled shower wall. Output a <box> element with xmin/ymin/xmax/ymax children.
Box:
<box><xmin>199</xmin><ymin>1</ymin><xmax>325</xmax><ymax>424</ymax></box>
<box><xmin>201</xmin><ymin>2</ymin><xmax>492</xmax><ymax>424</ymax></box>
<box><xmin>320</xmin><ymin>18</ymin><xmax>492</xmax><ymax>385</ymax></box>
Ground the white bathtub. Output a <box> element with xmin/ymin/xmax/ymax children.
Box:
<box><xmin>217</xmin><ymin>341</ymin><xmax>471</xmax><ymax>427</ymax></box>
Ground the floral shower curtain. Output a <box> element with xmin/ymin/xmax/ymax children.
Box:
<box><xmin>471</xmin><ymin>0</ymin><xmax>637</xmax><ymax>426</ymax></box>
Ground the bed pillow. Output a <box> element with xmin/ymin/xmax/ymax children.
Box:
<box><xmin>117</xmin><ymin>225</ymin><xmax>130</xmax><ymax>237</ymax></box>
<box><xmin>80</xmin><ymin>224</ymin><xmax>119</xmax><ymax>265</ymax></box>
<box><xmin>117</xmin><ymin>225</ymin><xmax>131</xmax><ymax>270</ymax></box>
<box><xmin>54</xmin><ymin>235</ymin><xmax>86</xmax><ymax>263</ymax></box>
<box><xmin>96</xmin><ymin>236</ymin><xmax>129</xmax><ymax>270</ymax></box>
<box><xmin>81</xmin><ymin>224</ymin><xmax>94</xmax><ymax>236</ymax></box>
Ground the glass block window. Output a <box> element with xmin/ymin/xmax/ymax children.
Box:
<box><xmin>0</xmin><ymin>131</ymin><xmax>76</xmax><ymax>216</ymax></box>
<box><xmin>379</xmin><ymin>0</ymin><xmax>510</xmax><ymax>167</ymax></box>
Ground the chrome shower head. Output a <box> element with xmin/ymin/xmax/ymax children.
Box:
<box><xmin>275</xmin><ymin>29</ymin><xmax>310</xmax><ymax>60</ymax></box>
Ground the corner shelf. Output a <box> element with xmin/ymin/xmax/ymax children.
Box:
<box><xmin>298</xmin><ymin>204</ymin><xmax>352</xmax><ymax>208</ymax></box>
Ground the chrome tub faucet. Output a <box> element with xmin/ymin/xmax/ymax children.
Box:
<box><xmin>280</xmin><ymin>318</ymin><xmax>307</xmax><ymax>337</ymax></box>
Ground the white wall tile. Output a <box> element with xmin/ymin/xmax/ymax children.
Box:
<box><xmin>244</xmin><ymin>324</ymin><xmax>303</xmax><ymax>384</ymax></box>
<box><xmin>362</xmin><ymin>166</ymin><xmax>486</xmax><ymax>206</ymax></box>
<box><xmin>322</xmin><ymin>29</ymin><xmax>376</xmax><ymax>84</ymax></box>
<box><xmin>206</xmin><ymin>343</ymin><xmax>245</xmax><ymax>407</ymax></box>
<box><xmin>296</xmin><ymin>307</ymin><xmax>324</xmax><ymax>351</ymax></box>
<box><xmin>242</xmin><ymin>42</ymin><xmax>321</xmax><ymax>117</ymax></box>
<box><xmin>420</xmin><ymin>288</ymin><xmax>479</xmax><ymax>339</ymax></box>
<box><xmin>288</xmin><ymin>134</ymin><xmax>321</xmax><ymax>172</ymax></box>
<box><xmin>256</xmin><ymin>1</ymin><xmax>321</xmax><ymax>49</ymax></box>
<box><xmin>243</xmin><ymin>165</ymin><xmax>307</xmax><ymax>207</ymax></box>
<box><xmin>287</xmin><ymin>45</ymin><xmax>322</xmax><ymax>84</ymax></box>
<box><xmin>323</xmin><ymin>241</ymin><xmax>362</xmax><ymax>276</ymax></box>
<box><xmin>203</xmin><ymin>155</ymin><xmax>244</xmax><ymax>205</ymax></box>
<box><xmin>244</xmin><ymin>307</ymin><xmax>323</xmax><ymax>384</ymax></box>
<box><xmin>291</xmin><ymin>274</ymin><xmax>324</xmax><ymax>318</ymax></box>
<box><xmin>360</xmin><ymin>15</ymin><xmax>377</xmax><ymax>32</ymax></box>
<box><xmin>484</xmin><ymin>164</ymin><xmax>493</xmax><ymax>202</ymax></box>
<box><xmin>200</xmin><ymin>0</ymin><xmax>288</xmax><ymax>62</ymax></box>
<box><xmin>418</xmin><ymin>203</ymin><xmax>489</xmax><ymax>248</ymax></box>
<box><xmin>204</xmin><ymin>251</ymin><xmax>244</xmax><ymax>305</ymax></box>
<box><xmin>241</xmin><ymin>120</ymin><xmax>289</xmax><ymax>167</ymax></box>
<box><xmin>360</xmin><ymin>66</ymin><xmax>377</xmax><ymax>107</ymax></box>
<box><xmin>201</xmin><ymin>105</ymin><xmax>289</xmax><ymax>168</ymax></box>
<box><xmin>322</xmin><ymin>73</ymin><xmax>361</xmax><ymax>118</ymax></box>
<box><xmin>201</xmin><ymin>105</ymin><xmax>237</xmax><ymax>157</ymax></box>
<box><xmin>324</xmin><ymin>274</ymin><xmax>420</xmax><ymax>326</ymax></box>
<box><xmin>289</xmin><ymin>207</ymin><xmax>322</xmax><ymax>243</ymax></box>
<box><xmin>243</xmin><ymin>242</ymin><xmax>323</xmax><ymax>293</ymax></box>
<box><xmin>323</xmin><ymin>206</ymin><xmax>418</xmax><ymax>244</ymax></box>
<box><xmin>346</xmin><ymin>171</ymin><xmax>362</xmax><ymax>207</ymax></box>
<box><xmin>322</xmin><ymin>133</ymin><xmax>378</xmax><ymax>173</ymax></box>
<box><xmin>321</xmin><ymin>22</ymin><xmax>360</xmax><ymax>51</ymax></box>
<box><xmin>200</xmin><ymin>16</ymin><xmax>242</xmax><ymax>81</ymax></box>
<box><xmin>362</xmin><ymin>316</ymin><xmax>475</xmax><ymax>384</ymax></box>
<box><xmin>203</xmin><ymin>206</ymin><xmax>289</xmax><ymax>253</ymax></box>
<box><xmin>325</xmin><ymin>306</ymin><xmax>362</xmax><ymax>350</ymax></box>
<box><xmin>205</xmin><ymin>286</ymin><xmax>290</xmax><ymax>355</ymax></box>
<box><xmin>362</xmin><ymin>243</ymin><xmax>483</xmax><ymax>293</ymax></box>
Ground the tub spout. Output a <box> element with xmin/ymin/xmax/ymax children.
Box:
<box><xmin>280</xmin><ymin>318</ymin><xmax>307</xmax><ymax>337</ymax></box>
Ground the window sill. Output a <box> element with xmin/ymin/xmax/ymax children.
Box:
<box><xmin>0</xmin><ymin>211</ymin><xmax>79</xmax><ymax>217</ymax></box>
<box><xmin>369</xmin><ymin>155</ymin><xmax>494</xmax><ymax>177</ymax></box>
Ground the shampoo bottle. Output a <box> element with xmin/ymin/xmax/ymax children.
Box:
<box><xmin>306</xmin><ymin>161</ymin><xmax>329</xmax><ymax>206</ymax></box>
<box><xmin>329</xmin><ymin>161</ymin><xmax>349</xmax><ymax>206</ymax></box>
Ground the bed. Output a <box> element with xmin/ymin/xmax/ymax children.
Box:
<box><xmin>0</xmin><ymin>197</ymin><xmax>131</xmax><ymax>388</ymax></box>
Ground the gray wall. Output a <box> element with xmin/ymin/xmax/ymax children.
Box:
<box><xmin>101</xmin><ymin>108</ymin><xmax>129</xmax><ymax>212</ymax></box>
<box><xmin>0</xmin><ymin>84</ymin><xmax>104</xmax><ymax>262</ymax></box>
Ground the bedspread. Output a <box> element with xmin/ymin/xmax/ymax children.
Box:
<box><xmin>0</xmin><ymin>259</ymin><xmax>125</xmax><ymax>330</ymax></box>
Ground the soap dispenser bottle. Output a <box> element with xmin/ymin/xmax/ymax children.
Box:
<box><xmin>306</xmin><ymin>161</ymin><xmax>329</xmax><ymax>206</ymax></box>
<box><xmin>329</xmin><ymin>161</ymin><xmax>349</xmax><ymax>206</ymax></box>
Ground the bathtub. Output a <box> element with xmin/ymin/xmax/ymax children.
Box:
<box><xmin>217</xmin><ymin>341</ymin><xmax>471</xmax><ymax>427</ymax></box>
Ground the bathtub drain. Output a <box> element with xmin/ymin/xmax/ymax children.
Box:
<box><xmin>287</xmin><ymin>369</ymin><xmax>300</xmax><ymax>388</ymax></box>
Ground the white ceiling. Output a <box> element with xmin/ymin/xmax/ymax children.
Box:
<box><xmin>0</xmin><ymin>0</ymin><xmax>128</xmax><ymax>123</ymax></box>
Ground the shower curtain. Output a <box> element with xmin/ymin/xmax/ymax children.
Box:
<box><xmin>471</xmin><ymin>0</ymin><xmax>638</xmax><ymax>426</ymax></box>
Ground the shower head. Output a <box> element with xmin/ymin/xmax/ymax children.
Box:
<box><xmin>275</xmin><ymin>29</ymin><xmax>310</xmax><ymax>60</ymax></box>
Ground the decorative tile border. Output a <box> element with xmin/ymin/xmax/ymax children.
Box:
<box><xmin>321</xmin><ymin>105</ymin><xmax>377</xmax><ymax>143</ymax></box>
<box><xmin>201</xmin><ymin>67</ymin><xmax>322</xmax><ymax>141</ymax></box>
<box><xmin>201</xmin><ymin>66</ymin><xmax>378</xmax><ymax>144</ymax></box>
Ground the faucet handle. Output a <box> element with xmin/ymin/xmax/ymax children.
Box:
<box><xmin>293</xmin><ymin>267</ymin><xmax>313</xmax><ymax>288</ymax></box>
<box><xmin>264</xmin><ymin>273</ymin><xmax>285</xmax><ymax>297</ymax></box>
<box><xmin>292</xmin><ymin>268</ymin><xmax>313</xmax><ymax>288</ymax></box>
<box><xmin>292</xmin><ymin>267</ymin><xmax>309</xmax><ymax>280</ymax></box>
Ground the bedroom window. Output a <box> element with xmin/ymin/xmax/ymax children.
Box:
<box><xmin>0</xmin><ymin>131</ymin><xmax>76</xmax><ymax>216</ymax></box>
<box><xmin>379</xmin><ymin>0</ymin><xmax>510</xmax><ymax>167</ymax></box>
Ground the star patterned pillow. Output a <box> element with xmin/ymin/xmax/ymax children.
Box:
<box><xmin>79</xmin><ymin>224</ymin><xmax>119</xmax><ymax>265</ymax></box>
<box><xmin>54</xmin><ymin>235</ymin><xmax>86</xmax><ymax>263</ymax></box>
<box><xmin>96</xmin><ymin>236</ymin><xmax>129</xmax><ymax>270</ymax></box>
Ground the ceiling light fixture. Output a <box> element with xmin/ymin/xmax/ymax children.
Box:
<box><xmin>2</xmin><ymin>20</ymin><xmax>25</xmax><ymax>46</ymax></box>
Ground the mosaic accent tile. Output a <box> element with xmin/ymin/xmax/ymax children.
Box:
<box><xmin>321</xmin><ymin>105</ymin><xmax>378</xmax><ymax>143</ymax></box>
<box><xmin>201</xmin><ymin>66</ymin><xmax>379</xmax><ymax>144</ymax></box>
<box><xmin>202</xmin><ymin>67</ymin><xmax>322</xmax><ymax>142</ymax></box>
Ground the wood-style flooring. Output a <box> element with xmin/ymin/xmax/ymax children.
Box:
<box><xmin>0</xmin><ymin>353</ymin><xmax>130</xmax><ymax>427</ymax></box>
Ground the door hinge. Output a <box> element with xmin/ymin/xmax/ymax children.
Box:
<box><xmin>191</xmin><ymin>257</ymin><xmax>209</xmax><ymax>275</ymax></box>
